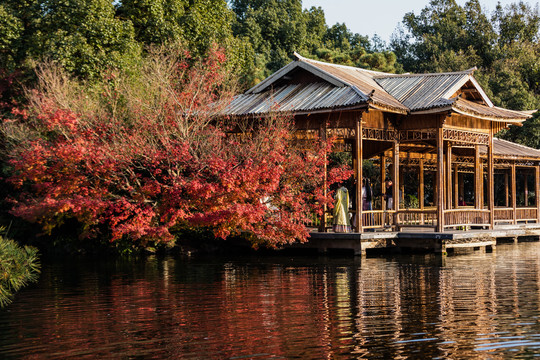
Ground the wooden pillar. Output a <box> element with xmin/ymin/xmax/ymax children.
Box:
<box><xmin>536</xmin><ymin>165</ymin><xmax>540</xmax><ymax>223</ymax></box>
<box><xmin>505</xmin><ymin>171</ymin><xmax>509</xmax><ymax>207</ymax></box>
<box><xmin>446</xmin><ymin>141</ymin><xmax>452</xmax><ymax>209</ymax></box>
<box><xmin>512</xmin><ymin>163</ymin><xmax>517</xmax><ymax>224</ymax></box>
<box><xmin>475</xmin><ymin>145</ymin><xmax>481</xmax><ymax>209</ymax></box>
<box><xmin>392</xmin><ymin>142</ymin><xmax>399</xmax><ymax>212</ymax></box>
<box><xmin>419</xmin><ymin>158</ymin><xmax>425</xmax><ymax>210</ymax></box>
<box><xmin>459</xmin><ymin>173</ymin><xmax>465</xmax><ymax>204</ymax></box>
<box><xmin>319</xmin><ymin>121</ymin><xmax>327</xmax><ymax>232</ymax></box>
<box><xmin>419</xmin><ymin>158</ymin><xmax>425</xmax><ymax>224</ymax></box>
<box><xmin>380</xmin><ymin>155</ymin><xmax>386</xmax><ymax>210</ymax></box>
<box><xmin>437</xmin><ymin>126</ymin><xmax>445</xmax><ymax>232</ymax></box>
<box><xmin>454</xmin><ymin>163</ymin><xmax>459</xmax><ymax>207</ymax></box>
<box><xmin>524</xmin><ymin>171</ymin><xmax>529</xmax><ymax>207</ymax></box>
<box><xmin>480</xmin><ymin>161</ymin><xmax>484</xmax><ymax>209</ymax></box>
<box><xmin>488</xmin><ymin>126</ymin><xmax>495</xmax><ymax>229</ymax></box>
<box><xmin>355</xmin><ymin>113</ymin><xmax>363</xmax><ymax>232</ymax></box>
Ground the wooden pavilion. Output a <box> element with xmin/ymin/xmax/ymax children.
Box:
<box><xmin>226</xmin><ymin>53</ymin><xmax>540</xmax><ymax>235</ymax></box>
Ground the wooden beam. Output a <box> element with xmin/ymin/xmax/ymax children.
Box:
<box><xmin>512</xmin><ymin>163</ymin><xmax>516</xmax><ymax>225</ymax></box>
<box><xmin>355</xmin><ymin>113</ymin><xmax>363</xmax><ymax>232</ymax></box>
<box><xmin>437</xmin><ymin>124</ymin><xmax>445</xmax><ymax>232</ymax></box>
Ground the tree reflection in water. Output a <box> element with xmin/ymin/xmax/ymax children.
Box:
<box><xmin>1</xmin><ymin>244</ymin><xmax>540</xmax><ymax>359</ymax></box>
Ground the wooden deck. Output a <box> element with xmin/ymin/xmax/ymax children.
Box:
<box><xmin>293</xmin><ymin>224</ymin><xmax>540</xmax><ymax>256</ymax></box>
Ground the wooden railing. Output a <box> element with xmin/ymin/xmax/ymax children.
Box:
<box><xmin>303</xmin><ymin>213</ymin><xmax>322</xmax><ymax>229</ymax></box>
<box><xmin>517</xmin><ymin>207</ymin><xmax>538</xmax><ymax>223</ymax></box>
<box><xmin>306</xmin><ymin>206</ymin><xmax>538</xmax><ymax>232</ymax></box>
<box><xmin>494</xmin><ymin>207</ymin><xmax>513</xmax><ymax>224</ymax></box>
<box><xmin>443</xmin><ymin>208</ymin><xmax>490</xmax><ymax>229</ymax></box>
<box><xmin>362</xmin><ymin>210</ymin><xmax>391</xmax><ymax>229</ymax></box>
<box><xmin>494</xmin><ymin>207</ymin><xmax>539</xmax><ymax>224</ymax></box>
<box><xmin>396</xmin><ymin>209</ymin><xmax>437</xmax><ymax>228</ymax></box>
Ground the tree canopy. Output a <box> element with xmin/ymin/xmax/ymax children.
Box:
<box><xmin>391</xmin><ymin>0</ymin><xmax>540</xmax><ymax>147</ymax></box>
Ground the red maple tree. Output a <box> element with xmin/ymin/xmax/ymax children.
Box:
<box><xmin>2</xmin><ymin>47</ymin><xmax>352</xmax><ymax>249</ymax></box>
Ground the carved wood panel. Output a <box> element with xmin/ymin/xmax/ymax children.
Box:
<box><xmin>443</xmin><ymin>129</ymin><xmax>489</xmax><ymax>145</ymax></box>
<box><xmin>362</xmin><ymin>128</ymin><xmax>398</xmax><ymax>141</ymax></box>
<box><xmin>399</xmin><ymin>129</ymin><xmax>437</xmax><ymax>141</ymax></box>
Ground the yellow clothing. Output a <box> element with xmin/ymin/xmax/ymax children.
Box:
<box><xmin>333</xmin><ymin>186</ymin><xmax>351</xmax><ymax>232</ymax></box>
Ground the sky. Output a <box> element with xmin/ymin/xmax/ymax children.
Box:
<box><xmin>302</xmin><ymin>0</ymin><xmax>537</xmax><ymax>43</ymax></box>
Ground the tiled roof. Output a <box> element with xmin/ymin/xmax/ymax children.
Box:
<box><xmin>373</xmin><ymin>69</ymin><xmax>487</xmax><ymax>111</ymax></box>
<box><xmin>491</xmin><ymin>138</ymin><xmax>540</xmax><ymax>159</ymax></box>
<box><xmin>294</xmin><ymin>57</ymin><xmax>408</xmax><ymax>113</ymax></box>
<box><xmin>225</xmin><ymin>82</ymin><xmax>366</xmax><ymax>116</ymax></box>
<box><xmin>224</xmin><ymin>53</ymin><xmax>532</xmax><ymax>122</ymax></box>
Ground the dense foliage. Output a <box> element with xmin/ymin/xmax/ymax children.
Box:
<box><xmin>0</xmin><ymin>229</ymin><xmax>40</xmax><ymax>307</ymax></box>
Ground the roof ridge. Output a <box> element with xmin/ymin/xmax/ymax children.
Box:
<box><xmin>293</xmin><ymin>51</ymin><xmax>393</xmax><ymax>77</ymax></box>
<box><xmin>374</xmin><ymin>67</ymin><xmax>476</xmax><ymax>79</ymax></box>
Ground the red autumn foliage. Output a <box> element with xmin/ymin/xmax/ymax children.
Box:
<box><xmin>2</xmin><ymin>47</ymin><xmax>352</xmax><ymax>249</ymax></box>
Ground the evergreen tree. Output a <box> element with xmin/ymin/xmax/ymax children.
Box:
<box><xmin>392</xmin><ymin>0</ymin><xmax>540</xmax><ymax>147</ymax></box>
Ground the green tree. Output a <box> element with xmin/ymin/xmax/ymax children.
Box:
<box><xmin>118</xmin><ymin>0</ymin><xmax>254</xmax><ymax>86</ymax></box>
<box><xmin>0</xmin><ymin>5</ymin><xmax>23</xmax><ymax>69</ymax></box>
<box><xmin>232</xmin><ymin>0</ymin><xmax>309</xmax><ymax>80</ymax></box>
<box><xmin>118</xmin><ymin>0</ymin><xmax>236</xmax><ymax>54</ymax></box>
<box><xmin>323</xmin><ymin>23</ymin><xmax>369</xmax><ymax>52</ymax></box>
<box><xmin>303</xmin><ymin>6</ymin><xmax>327</xmax><ymax>53</ymax></box>
<box><xmin>493</xmin><ymin>1</ymin><xmax>540</xmax><ymax>46</ymax></box>
<box><xmin>39</xmin><ymin>0</ymin><xmax>141</xmax><ymax>80</ymax></box>
<box><xmin>0</xmin><ymin>0</ymin><xmax>142</xmax><ymax>80</ymax></box>
<box><xmin>0</xmin><ymin>0</ymin><xmax>42</xmax><ymax>71</ymax></box>
<box><xmin>116</xmin><ymin>0</ymin><xmax>186</xmax><ymax>45</ymax></box>
<box><xmin>392</xmin><ymin>0</ymin><xmax>540</xmax><ymax>147</ymax></box>
<box><xmin>392</xmin><ymin>0</ymin><xmax>496</xmax><ymax>72</ymax></box>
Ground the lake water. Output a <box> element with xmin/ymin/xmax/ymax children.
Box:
<box><xmin>2</xmin><ymin>242</ymin><xmax>540</xmax><ymax>359</ymax></box>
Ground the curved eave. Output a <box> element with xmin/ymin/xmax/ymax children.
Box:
<box><xmin>368</xmin><ymin>101</ymin><xmax>409</xmax><ymax>115</ymax></box>
<box><xmin>226</xmin><ymin>103</ymin><xmax>370</xmax><ymax>118</ymax></box>
<box><xmin>494</xmin><ymin>155</ymin><xmax>540</xmax><ymax>161</ymax></box>
<box><xmin>451</xmin><ymin>107</ymin><xmax>527</xmax><ymax>123</ymax></box>
<box><xmin>410</xmin><ymin>105</ymin><xmax>530</xmax><ymax>123</ymax></box>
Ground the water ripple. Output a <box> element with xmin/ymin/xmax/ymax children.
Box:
<box><xmin>2</xmin><ymin>243</ymin><xmax>540</xmax><ymax>358</ymax></box>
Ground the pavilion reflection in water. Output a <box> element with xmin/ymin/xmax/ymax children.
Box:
<box><xmin>225</xmin><ymin>53</ymin><xmax>540</xmax><ymax>253</ymax></box>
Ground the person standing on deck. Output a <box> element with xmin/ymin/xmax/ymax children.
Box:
<box><xmin>362</xmin><ymin>180</ymin><xmax>367</xmax><ymax>210</ymax></box>
<box><xmin>383</xmin><ymin>179</ymin><xmax>394</xmax><ymax>229</ymax></box>
<box><xmin>364</xmin><ymin>179</ymin><xmax>373</xmax><ymax>211</ymax></box>
<box><xmin>363</xmin><ymin>179</ymin><xmax>373</xmax><ymax>228</ymax></box>
<box><xmin>385</xmin><ymin>179</ymin><xmax>393</xmax><ymax>210</ymax></box>
<box><xmin>333</xmin><ymin>185</ymin><xmax>351</xmax><ymax>233</ymax></box>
